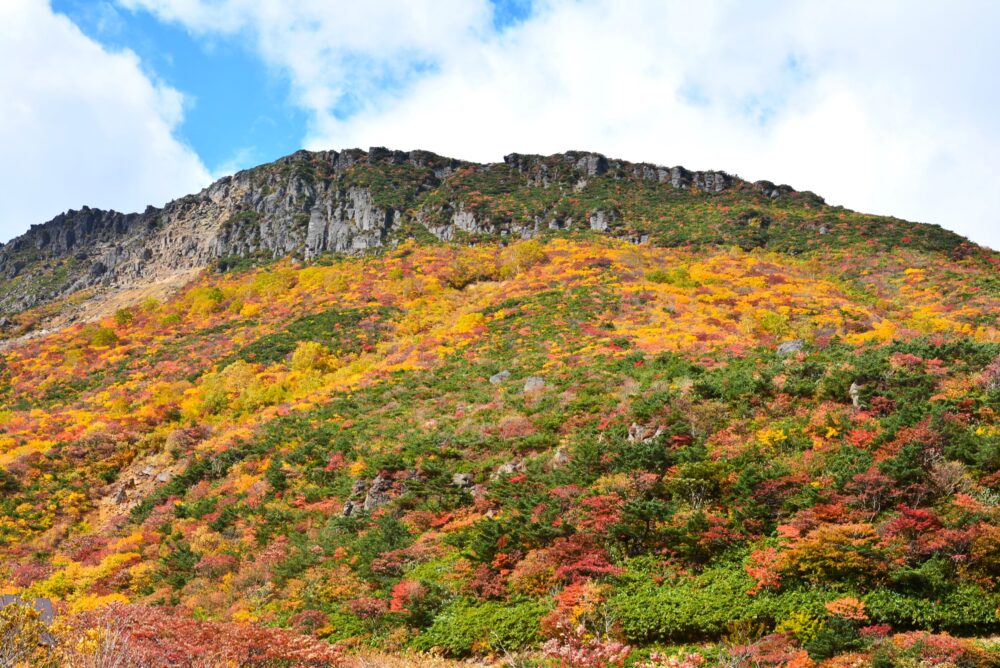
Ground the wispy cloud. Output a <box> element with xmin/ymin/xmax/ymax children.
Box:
<box><xmin>0</xmin><ymin>0</ymin><xmax>211</xmax><ymax>242</ymax></box>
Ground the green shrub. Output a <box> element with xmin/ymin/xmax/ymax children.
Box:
<box><xmin>646</xmin><ymin>267</ymin><xmax>698</xmax><ymax>288</ymax></box>
<box><xmin>609</xmin><ymin>562</ymin><xmax>839</xmax><ymax>643</ymax></box>
<box><xmin>0</xmin><ymin>467</ymin><xmax>20</xmax><ymax>493</ymax></box>
<box><xmin>609</xmin><ymin>563</ymin><xmax>757</xmax><ymax>642</ymax></box>
<box><xmin>863</xmin><ymin>585</ymin><xmax>1000</xmax><ymax>633</ymax></box>
<box><xmin>88</xmin><ymin>326</ymin><xmax>119</xmax><ymax>347</ymax></box>
<box><xmin>113</xmin><ymin>308</ymin><xmax>134</xmax><ymax>327</ymax></box>
<box><xmin>413</xmin><ymin>598</ymin><xmax>549</xmax><ymax>656</ymax></box>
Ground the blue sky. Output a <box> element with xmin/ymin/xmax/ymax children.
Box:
<box><xmin>2</xmin><ymin>0</ymin><xmax>999</xmax><ymax>249</ymax></box>
<box><xmin>49</xmin><ymin>0</ymin><xmax>535</xmax><ymax>175</ymax></box>
<box><xmin>52</xmin><ymin>0</ymin><xmax>309</xmax><ymax>174</ymax></box>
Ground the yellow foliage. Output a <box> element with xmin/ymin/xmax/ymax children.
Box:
<box><xmin>290</xmin><ymin>341</ymin><xmax>333</xmax><ymax>372</ymax></box>
<box><xmin>757</xmin><ymin>427</ymin><xmax>787</xmax><ymax>448</ymax></box>
<box><xmin>451</xmin><ymin>312</ymin><xmax>486</xmax><ymax>335</ymax></box>
<box><xmin>68</xmin><ymin>593</ymin><xmax>130</xmax><ymax>613</ymax></box>
<box><xmin>239</xmin><ymin>302</ymin><xmax>262</xmax><ymax>317</ymax></box>
<box><xmin>498</xmin><ymin>240</ymin><xmax>548</xmax><ymax>279</ymax></box>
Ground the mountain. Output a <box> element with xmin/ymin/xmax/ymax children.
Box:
<box><xmin>0</xmin><ymin>147</ymin><xmax>976</xmax><ymax>323</ymax></box>
<box><xmin>1</xmin><ymin>148</ymin><xmax>999</xmax><ymax>667</ymax></box>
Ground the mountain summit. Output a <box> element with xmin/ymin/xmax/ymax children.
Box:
<box><xmin>0</xmin><ymin>147</ymin><xmax>977</xmax><ymax>322</ymax></box>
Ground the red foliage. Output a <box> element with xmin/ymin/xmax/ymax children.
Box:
<box><xmin>194</xmin><ymin>554</ymin><xmax>239</xmax><ymax>578</ymax></box>
<box><xmin>722</xmin><ymin>633</ymin><xmax>810</xmax><ymax>667</ymax></box>
<box><xmin>542</xmin><ymin>625</ymin><xmax>631</xmax><ymax>668</ymax></box>
<box><xmin>66</xmin><ymin>603</ymin><xmax>343</xmax><ymax>667</ymax></box>
<box><xmin>346</xmin><ymin>596</ymin><xmax>388</xmax><ymax>619</ymax></box>
<box><xmin>10</xmin><ymin>561</ymin><xmax>54</xmax><ymax>587</ymax></box>
<box><xmin>746</xmin><ymin>547</ymin><xmax>782</xmax><ymax>595</ymax></box>
<box><xmin>388</xmin><ymin>579</ymin><xmax>426</xmax><ymax>614</ymax></box>
<box><xmin>465</xmin><ymin>564</ymin><xmax>507</xmax><ymax>600</ymax></box>
<box><xmin>548</xmin><ymin>534</ymin><xmax>622</xmax><ymax>583</ymax></box>
<box><xmin>573</xmin><ymin>494</ymin><xmax>624</xmax><ymax>533</ymax></box>
<box><xmin>288</xmin><ymin>610</ymin><xmax>330</xmax><ymax>636</ymax></box>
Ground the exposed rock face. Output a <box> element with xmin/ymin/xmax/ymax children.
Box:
<box><xmin>849</xmin><ymin>381</ymin><xmax>863</xmax><ymax>409</ymax></box>
<box><xmin>491</xmin><ymin>458</ymin><xmax>526</xmax><ymax>480</ymax></box>
<box><xmin>0</xmin><ymin>147</ymin><xmax>763</xmax><ymax>315</ymax></box>
<box><xmin>363</xmin><ymin>473</ymin><xmax>394</xmax><ymax>511</ymax></box>
<box><xmin>589</xmin><ymin>210</ymin><xmax>614</xmax><ymax>232</ymax></box>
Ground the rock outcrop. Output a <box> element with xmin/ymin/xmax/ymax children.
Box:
<box><xmin>0</xmin><ymin>147</ymin><xmax>783</xmax><ymax>316</ymax></box>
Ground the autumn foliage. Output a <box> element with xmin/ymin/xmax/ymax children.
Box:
<box><xmin>1</xmin><ymin>232</ymin><xmax>1000</xmax><ymax>665</ymax></box>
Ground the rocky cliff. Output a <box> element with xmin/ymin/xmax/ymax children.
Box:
<box><xmin>0</xmin><ymin>148</ymin><xmax>776</xmax><ymax>315</ymax></box>
<box><xmin>2</xmin><ymin>145</ymin><xmax>969</xmax><ymax>320</ymax></box>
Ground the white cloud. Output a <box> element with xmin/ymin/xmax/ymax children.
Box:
<box><xmin>110</xmin><ymin>1</ymin><xmax>1000</xmax><ymax>249</ymax></box>
<box><xmin>0</xmin><ymin>0</ymin><xmax>211</xmax><ymax>243</ymax></box>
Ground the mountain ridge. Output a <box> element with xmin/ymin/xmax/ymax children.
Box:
<box><xmin>0</xmin><ymin>147</ymin><xmax>978</xmax><ymax>324</ymax></box>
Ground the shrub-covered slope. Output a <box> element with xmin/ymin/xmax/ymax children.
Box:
<box><xmin>1</xmin><ymin>155</ymin><xmax>1000</xmax><ymax>666</ymax></box>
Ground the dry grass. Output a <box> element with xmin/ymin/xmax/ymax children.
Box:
<box><xmin>341</xmin><ymin>649</ymin><xmax>534</xmax><ymax>667</ymax></box>
<box><xmin>342</xmin><ymin>652</ymin><xmax>484</xmax><ymax>667</ymax></box>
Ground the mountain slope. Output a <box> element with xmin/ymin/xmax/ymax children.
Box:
<box><xmin>1</xmin><ymin>149</ymin><xmax>999</xmax><ymax>666</ymax></box>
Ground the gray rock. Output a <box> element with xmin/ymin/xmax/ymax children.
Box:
<box><xmin>363</xmin><ymin>473</ymin><xmax>393</xmax><ymax>511</ymax></box>
<box><xmin>550</xmin><ymin>447</ymin><xmax>570</xmax><ymax>469</ymax></box>
<box><xmin>112</xmin><ymin>479</ymin><xmax>135</xmax><ymax>505</ymax></box>
<box><xmin>452</xmin><ymin>473</ymin><xmax>474</xmax><ymax>488</ymax></box>
<box><xmin>492</xmin><ymin>458</ymin><xmax>525</xmax><ymax>480</ymax></box>
<box><xmin>140</xmin><ymin>465</ymin><xmax>155</xmax><ymax>477</ymax></box>
<box><xmin>154</xmin><ymin>471</ymin><xmax>172</xmax><ymax>483</ymax></box>
<box><xmin>589</xmin><ymin>210</ymin><xmax>610</xmax><ymax>232</ymax></box>
<box><xmin>628</xmin><ymin>423</ymin><xmax>665</xmax><ymax>443</ymax></box>
<box><xmin>489</xmin><ymin>370</ymin><xmax>511</xmax><ymax>385</ymax></box>
<box><xmin>575</xmin><ymin>153</ymin><xmax>608</xmax><ymax>177</ymax></box>
<box><xmin>342</xmin><ymin>500</ymin><xmax>356</xmax><ymax>517</ymax></box>
<box><xmin>849</xmin><ymin>381</ymin><xmax>862</xmax><ymax>409</ymax></box>
<box><xmin>523</xmin><ymin>376</ymin><xmax>545</xmax><ymax>393</ymax></box>
<box><xmin>777</xmin><ymin>340</ymin><xmax>804</xmax><ymax>357</ymax></box>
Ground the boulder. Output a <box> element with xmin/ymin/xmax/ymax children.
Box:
<box><xmin>489</xmin><ymin>370</ymin><xmax>511</xmax><ymax>385</ymax></box>
<box><xmin>452</xmin><ymin>472</ymin><xmax>475</xmax><ymax>488</ymax></box>
<box><xmin>523</xmin><ymin>376</ymin><xmax>545</xmax><ymax>393</ymax></box>
<box><xmin>363</xmin><ymin>474</ymin><xmax>393</xmax><ymax>511</ymax></box>
<box><xmin>628</xmin><ymin>423</ymin><xmax>664</xmax><ymax>443</ymax></box>
<box><xmin>777</xmin><ymin>340</ymin><xmax>804</xmax><ymax>357</ymax></box>
<box><xmin>550</xmin><ymin>447</ymin><xmax>570</xmax><ymax>469</ymax></box>
<box><xmin>492</xmin><ymin>458</ymin><xmax>525</xmax><ymax>480</ymax></box>
<box><xmin>849</xmin><ymin>381</ymin><xmax>862</xmax><ymax>409</ymax></box>
<box><xmin>350</xmin><ymin>478</ymin><xmax>368</xmax><ymax>498</ymax></box>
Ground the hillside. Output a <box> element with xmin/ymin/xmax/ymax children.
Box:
<box><xmin>1</xmin><ymin>149</ymin><xmax>1000</xmax><ymax>667</ymax></box>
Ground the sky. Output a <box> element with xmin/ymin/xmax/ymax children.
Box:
<box><xmin>1</xmin><ymin>1</ymin><xmax>998</xmax><ymax>249</ymax></box>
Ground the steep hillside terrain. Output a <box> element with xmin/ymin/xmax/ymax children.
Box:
<box><xmin>1</xmin><ymin>149</ymin><xmax>999</xmax><ymax>667</ymax></box>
